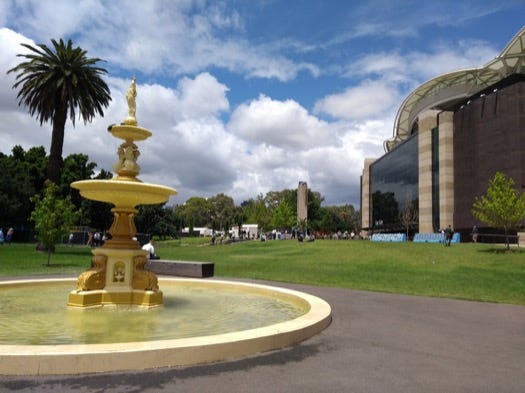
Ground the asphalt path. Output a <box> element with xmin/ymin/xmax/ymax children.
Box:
<box><xmin>1</xmin><ymin>280</ymin><xmax>525</xmax><ymax>393</ymax></box>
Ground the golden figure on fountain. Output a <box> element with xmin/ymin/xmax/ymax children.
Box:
<box><xmin>68</xmin><ymin>78</ymin><xmax>177</xmax><ymax>308</ymax></box>
<box><xmin>126</xmin><ymin>76</ymin><xmax>137</xmax><ymax>123</ymax></box>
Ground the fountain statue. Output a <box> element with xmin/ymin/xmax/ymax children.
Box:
<box><xmin>68</xmin><ymin>78</ymin><xmax>177</xmax><ymax>307</ymax></box>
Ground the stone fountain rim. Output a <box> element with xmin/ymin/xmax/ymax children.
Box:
<box><xmin>0</xmin><ymin>277</ymin><xmax>332</xmax><ymax>375</ymax></box>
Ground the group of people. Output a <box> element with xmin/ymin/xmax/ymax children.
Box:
<box><xmin>86</xmin><ymin>231</ymin><xmax>110</xmax><ymax>247</ymax></box>
<box><xmin>0</xmin><ymin>228</ymin><xmax>14</xmax><ymax>245</ymax></box>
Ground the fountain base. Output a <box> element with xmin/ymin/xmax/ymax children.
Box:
<box><xmin>68</xmin><ymin>288</ymin><xmax>163</xmax><ymax>308</ymax></box>
<box><xmin>68</xmin><ymin>248</ymin><xmax>163</xmax><ymax>308</ymax></box>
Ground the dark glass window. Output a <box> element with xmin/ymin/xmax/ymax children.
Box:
<box><xmin>431</xmin><ymin>127</ymin><xmax>440</xmax><ymax>232</ymax></box>
<box><xmin>370</xmin><ymin>133</ymin><xmax>418</xmax><ymax>231</ymax></box>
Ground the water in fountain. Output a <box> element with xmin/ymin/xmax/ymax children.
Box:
<box><xmin>0</xmin><ymin>280</ymin><xmax>307</xmax><ymax>345</ymax></box>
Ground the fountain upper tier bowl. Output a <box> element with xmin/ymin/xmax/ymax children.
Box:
<box><xmin>109</xmin><ymin>124</ymin><xmax>152</xmax><ymax>141</ymax></box>
<box><xmin>71</xmin><ymin>179</ymin><xmax>177</xmax><ymax>208</ymax></box>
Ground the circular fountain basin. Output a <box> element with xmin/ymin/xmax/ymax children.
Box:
<box><xmin>0</xmin><ymin>278</ymin><xmax>331</xmax><ymax>375</ymax></box>
<box><xmin>71</xmin><ymin>179</ymin><xmax>177</xmax><ymax>207</ymax></box>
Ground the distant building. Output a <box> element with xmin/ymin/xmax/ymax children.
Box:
<box><xmin>361</xmin><ymin>26</ymin><xmax>525</xmax><ymax>239</ymax></box>
<box><xmin>230</xmin><ymin>224</ymin><xmax>258</xmax><ymax>239</ymax></box>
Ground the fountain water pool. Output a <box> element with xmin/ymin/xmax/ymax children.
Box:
<box><xmin>0</xmin><ymin>277</ymin><xmax>331</xmax><ymax>375</ymax></box>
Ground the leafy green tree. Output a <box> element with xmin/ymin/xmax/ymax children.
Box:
<box><xmin>30</xmin><ymin>181</ymin><xmax>80</xmax><ymax>265</ymax></box>
<box><xmin>242</xmin><ymin>194</ymin><xmax>270</xmax><ymax>232</ymax></box>
<box><xmin>136</xmin><ymin>204</ymin><xmax>178</xmax><ymax>239</ymax></box>
<box><xmin>232</xmin><ymin>205</ymin><xmax>249</xmax><ymax>237</ymax></box>
<box><xmin>0</xmin><ymin>146</ymin><xmax>47</xmax><ymax>232</ymax></box>
<box><xmin>472</xmin><ymin>172</ymin><xmax>525</xmax><ymax>249</ymax></box>
<box><xmin>270</xmin><ymin>201</ymin><xmax>295</xmax><ymax>231</ymax></box>
<box><xmin>316</xmin><ymin>207</ymin><xmax>343</xmax><ymax>233</ymax></box>
<box><xmin>301</xmin><ymin>189</ymin><xmax>323</xmax><ymax>228</ymax></box>
<box><xmin>59</xmin><ymin>153</ymin><xmax>97</xmax><ymax>202</ymax></box>
<box><xmin>155</xmin><ymin>205</ymin><xmax>179</xmax><ymax>239</ymax></box>
<box><xmin>339</xmin><ymin>204</ymin><xmax>361</xmax><ymax>233</ymax></box>
<box><xmin>314</xmin><ymin>205</ymin><xmax>360</xmax><ymax>235</ymax></box>
<box><xmin>208</xmin><ymin>193</ymin><xmax>235</xmax><ymax>232</ymax></box>
<box><xmin>62</xmin><ymin>163</ymin><xmax>113</xmax><ymax>231</ymax></box>
<box><xmin>172</xmin><ymin>204</ymin><xmax>185</xmax><ymax>237</ymax></box>
<box><xmin>264</xmin><ymin>189</ymin><xmax>295</xmax><ymax>210</ymax></box>
<box><xmin>8</xmin><ymin>38</ymin><xmax>111</xmax><ymax>184</ymax></box>
<box><xmin>180</xmin><ymin>197</ymin><xmax>211</xmax><ymax>234</ymax></box>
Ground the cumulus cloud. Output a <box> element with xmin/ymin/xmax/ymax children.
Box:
<box><xmin>0</xmin><ymin>1</ymin><xmax>519</xmax><ymax>209</ymax></box>
<box><xmin>228</xmin><ymin>95</ymin><xmax>336</xmax><ymax>149</ymax></box>
<box><xmin>313</xmin><ymin>80</ymin><xmax>398</xmax><ymax>120</ymax></box>
<box><xmin>177</xmin><ymin>73</ymin><xmax>230</xmax><ymax>119</ymax></box>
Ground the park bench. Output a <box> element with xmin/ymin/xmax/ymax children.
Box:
<box><xmin>146</xmin><ymin>260</ymin><xmax>214</xmax><ymax>278</ymax></box>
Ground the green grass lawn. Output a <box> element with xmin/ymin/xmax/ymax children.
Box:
<box><xmin>1</xmin><ymin>239</ymin><xmax>524</xmax><ymax>305</ymax></box>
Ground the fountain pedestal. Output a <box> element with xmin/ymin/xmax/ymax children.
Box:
<box><xmin>68</xmin><ymin>78</ymin><xmax>177</xmax><ymax>308</ymax></box>
<box><xmin>68</xmin><ymin>248</ymin><xmax>163</xmax><ymax>307</ymax></box>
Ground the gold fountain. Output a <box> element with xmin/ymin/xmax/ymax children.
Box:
<box><xmin>68</xmin><ymin>77</ymin><xmax>177</xmax><ymax>308</ymax></box>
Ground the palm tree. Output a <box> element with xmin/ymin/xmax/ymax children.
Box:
<box><xmin>7</xmin><ymin>38</ymin><xmax>111</xmax><ymax>184</ymax></box>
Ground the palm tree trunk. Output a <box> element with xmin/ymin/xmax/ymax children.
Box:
<box><xmin>47</xmin><ymin>108</ymin><xmax>67</xmax><ymax>184</ymax></box>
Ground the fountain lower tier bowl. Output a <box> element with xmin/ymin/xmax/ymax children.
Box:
<box><xmin>0</xmin><ymin>278</ymin><xmax>331</xmax><ymax>375</ymax></box>
<box><xmin>71</xmin><ymin>179</ymin><xmax>177</xmax><ymax>208</ymax></box>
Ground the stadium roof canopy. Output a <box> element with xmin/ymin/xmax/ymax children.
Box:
<box><xmin>385</xmin><ymin>26</ymin><xmax>525</xmax><ymax>152</ymax></box>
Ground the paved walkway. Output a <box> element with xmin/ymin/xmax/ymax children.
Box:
<box><xmin>1</xmin><ymin>280</ymin><xmax>525</xmax><ymax>392</ymax></box>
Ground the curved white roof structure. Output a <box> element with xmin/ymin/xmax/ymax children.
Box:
<box><xmin>385</xmin><ymin>26</ymin><xmax>525</xmax><ymax>152</ymax></box>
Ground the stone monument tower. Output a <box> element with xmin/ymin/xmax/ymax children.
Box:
<box><xmin>297</xmin><ymin>181</ymin><xmax>308</xmax><ymax>224</ymax></box>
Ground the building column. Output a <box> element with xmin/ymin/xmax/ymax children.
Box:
<box><xmin>360</xmin><ymin>158</ymin><xmax>375</xmax><ymax>237</ymax></box>
<box><xmin>438</xmin><ymin>111</ymin><xmax>454</xmax><ymax>229</ymax></box>
<box><xmin>418</xmin><ymin>110</ymin><xmax>439</xmax><ymax>233</ymax></box>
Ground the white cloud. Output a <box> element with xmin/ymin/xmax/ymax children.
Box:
<box><xmin>406</xmin><ymin>40</ymin><xmax>498</xmax><ymax>80</ymax></box>
<box><xmin>0</xmin><ymin>1</ymin><xmax>521</xmax><ymax>210</ymax></box>
<box><xmin>313</xmin><ymin>80</ymin><xmax>398</xmax><ymax>120</ymax></box>
<box><xmin>177</xmin><ymin>73</ymin><xmax>230</xmax><ymax>119</ymax></box>
<box><xmin>3</xmin><ymin>1</ymin><xmax>316</xmax><ymax>82</ymax></box>
<box><xmin>228</xmin><ymin>95</ymin><xmax>336</xmax><ymax>149</ymax></box>
<box><xmin>0</xmin><ymin>28</ymin><xmax>35</xmax><ymax>110</ymax></box>
<box><xmin>345</xmin><ymin>40</ymin><xmax>498</xmax><ymax>87</ymax></box>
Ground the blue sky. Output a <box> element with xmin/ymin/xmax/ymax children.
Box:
<box><xmin>0</xmin><ymin>0</ymin><xmax>523</xmax><ymax>207</ymax></box>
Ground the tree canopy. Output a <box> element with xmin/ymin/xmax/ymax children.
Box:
<box><xmin>0</xmin><ymin>146</ymin><xmax>112</xmax><ymax>239</ymax></box>
<box><xmin>7</xmin><ymin>38</ymin><xmax>111</xmax><ymax>184</ymax></box>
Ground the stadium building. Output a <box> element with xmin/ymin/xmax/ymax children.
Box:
<box><xmin>361</xmin><ymin>26</ymin><xmax>525</xmax><ymax>240</ymax></box>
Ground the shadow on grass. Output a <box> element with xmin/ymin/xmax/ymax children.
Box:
<box><xmin>35</xmin><ymin>247</ymin><xmax>91</xmax><ymax>257</ymax></box>
<box><xmin>477</xmin><ymin>248</ymin><xmax>524</xmax><ymax>254</ymax></box>
<box><xmin>40</xmin><ymin>263</ymin><xmax>80</xmax><ymax>268</ymax></box>
<box><xmin>56</xmin><ymin>250</ymin><xmax>92</xmax><ymax>256</ymax></box>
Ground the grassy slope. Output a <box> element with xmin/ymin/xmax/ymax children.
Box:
<box><xmin>1</xmin><ymin>240</ymin><xmax>524</xmax><ymax>304</ymax></box>
<box><xmin>157</xmin><ymin>239</ymin><xmax>525</xmax><ymax>305</ymax></box>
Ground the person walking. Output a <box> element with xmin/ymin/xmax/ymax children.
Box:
<box><xmin>444</xmin><ymin>225</ymin><xmax>453</xmax><ymax>246</ymax></box>
<box><xmin>5</xmin><ymin>228</ymin><xmax>13</xmax><ymax>244</ymax></box>
<box><xmin>471</xmin><ymin>225</ymin><xmax>479</xmax><ymax>243</ymax></box>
